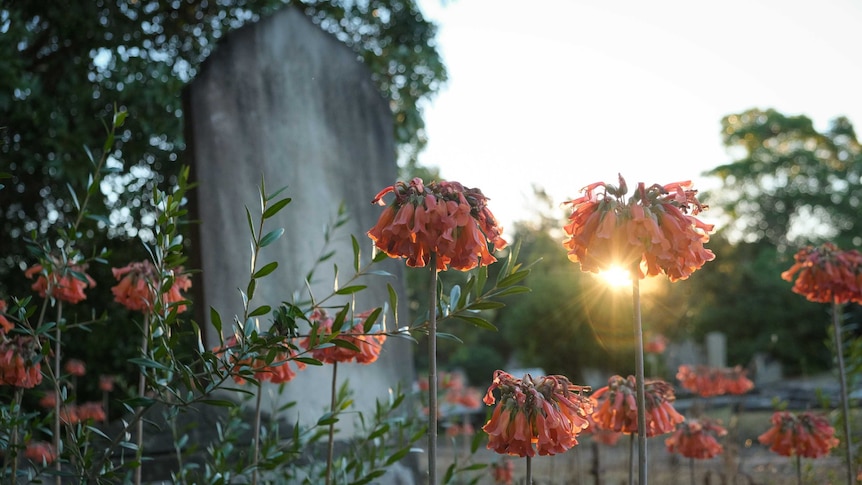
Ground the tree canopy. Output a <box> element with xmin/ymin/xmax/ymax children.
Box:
<box><xmin>705</xmin><ymin>108</ymin><xmax>862</xmax><ymax>249</ymax></box>
<box><xmin>0</xmin><ymin>0</ymin><xmax>446</xmax><ymax>292</ymax></box>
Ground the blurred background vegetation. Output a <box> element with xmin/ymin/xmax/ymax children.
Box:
<box><xmin>2</xmin><ymin>1</ymin><xmax>861</xmax><ymax>399</ymax></box>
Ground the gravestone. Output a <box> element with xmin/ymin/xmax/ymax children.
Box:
<box><xmin>705</xmin><ymin>331</ymin><xmax>727</xmax><ymax>368</ymax></box>
<box><xmin>184</xmin><ymin>4</ymin><xmax>413</xmax><ymax>441</ymax></box>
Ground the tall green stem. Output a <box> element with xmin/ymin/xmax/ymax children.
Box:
<box><xmin>832</xmin><ymin>300</ymin><xmax>854</xmax><ymax>485</ymax></box>
<box><xmin>9</xmin><ymin>388</ymin><xmax>24</xmax><ymax>481</ymax></box>
<box><xmin>53</xmin><ymin>301</ymin><xmax>63</xmax><ymax>485</ymax></box>
<box><xmin>631</xmin><ymin>270</ymin><xmax>647</xmax><ymax>485</ymax></box>
<box><xmin>796</xmin><ymin>454</ymin><xmax>801</xmax><ymax>485</ymax></box>
<box><xmin>689</xmin><ymin>456</ymin><xmax>695</xmax><ymax>485</ymax></box>
<box><xmin>252</xmin><ymin>381</ymin><xmax>262</xmax><ymax>485</ymax></box>
<box><xmin>325</xmin><ymin>361</ymin><xmax>338</xmax><ymax>485</ymax></box>
<box><xmin>134</xmin><ymin>313</ymin><xmax>150</xmax><ymax>485</ymax></box>
<box><xmin>526</xmin><ymin>454</ymin><xmax>532</xmax><ymax>485</ymax></box>
<box><xmin>428</xmin><ymin>253</ymin><xmax>439</xmax><ymax>484</ymax></box>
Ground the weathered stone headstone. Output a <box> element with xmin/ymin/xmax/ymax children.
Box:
<box><xmin>705</xmin><ymin>331</ymin><xmax>727</xmax><ymax>368</ymax></box>
<box><xmin>185</xmin><ymin>4</ymin><xmax>413</xmax><ymax>437</ymax></box>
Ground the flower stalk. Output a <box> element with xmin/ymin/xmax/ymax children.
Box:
<box><xmin>631</xmin><ymin>267</ymin><xmax>647</xmax><ymax>484</ymax></box>
<box><xmin>134</xmin><ymin>312</ymin><xmax>149</xmax><ymax>485</ymax></box>
<box><xmin>428</xmin><ymin>253</ymin><xmax>439</xmax><ymax>484</ymax></box>
<box><xmin>832</xmin><ymin>300</ymin><xmax>853</xmax><ymax>485</ymax></box>
<box><xmin>325</xmin><ymin>361</ymin><xmax>339</xmax><ymax>485</ymax></box>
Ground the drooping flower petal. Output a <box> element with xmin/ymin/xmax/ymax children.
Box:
<box><xmin>758</xmin><ymin>410</ymin><xmax>839</xmax><ymax>458</ymax></box>
<box><xmin>25</xmin><ymin>261</ymin><xmax>95</xmax><ymax>304</ymax></box>
<box><xmin>481</xmin><ymin>370</ymin><xmax>592</xmax><ymax>457</ymax></box>
<box><xmin>562</xmin><ymin>175</ymin><xmax>714</xmax><ymax>281</ymax></box>
<box><xmin>591</xmin><ymin>375</ymin><xmax>683</xmax><ymax>437</ymax></box>
<box><xmin>368</xmin><ymin>178</ymin><xmax>507</xmax><ymax>272</ymax></box>
<box><xmin>781</xmin><ymin>243</ymin><xmax>862</xmax><ymax>304</ymax></box>
<box><xmin>111</xmin><ymin>260</ymin><xmax>192</xmax><ymax>313</ymax></box>
<box><xmin>666</xmin><ymin>418</ymin><xmax>727</xmax><ymax>459</ymax></box>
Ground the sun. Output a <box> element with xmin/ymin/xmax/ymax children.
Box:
<box><xmin>598</xmin><ymin>266</ymin><xmax>632</xmax><ymax>288</ymax></box>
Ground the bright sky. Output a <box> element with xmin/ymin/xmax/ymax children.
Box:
<box><xmin>417</xmin><ymin>0</ymin><xmax>862</xmax><ymax>235</ymax></box>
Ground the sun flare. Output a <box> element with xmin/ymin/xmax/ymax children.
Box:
<box><xmin>598</xmin><ymin>266</ymin><xmax>632</xmax><ymax>288</ymax></box>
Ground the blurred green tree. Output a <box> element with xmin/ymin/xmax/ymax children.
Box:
<box><xmin>705</xmin><ymin>108</ymin><xmax>862</xmax><ymax>249</ymax></box>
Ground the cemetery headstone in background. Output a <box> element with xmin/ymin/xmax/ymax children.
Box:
<box><xmin>185</xmin><ymin>3</ymin><xmax>413</xmax><ymax>443</ymax></box>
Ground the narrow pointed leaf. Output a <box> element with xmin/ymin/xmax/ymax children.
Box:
<box><xmin>259</xmin><ymin>228</ymin><xmax>284</xmax><ymax>247</ymax></box>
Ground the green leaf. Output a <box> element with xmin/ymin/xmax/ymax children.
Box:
<box><xmin>245</xmin><ymin>207</ymin><xmax>256</xmax><ymax>240</ymax></box>
<box><xmin>67</xmin><ymin>183</ymin><xmax>80</xmax><ymax>210</ymax></box>
<box><xmin>266</xmin><ymin>185</ymin><xmax>289</xmax><ymax>201</ymax></box>
<box><xmin>294</xmin><ymin>357</ymin><xmax>323</xmax><ymax>366</ymax></box>
<box><xmin>248</xmin><ymin>305</ymin><xmax>271</xmax><ymax>317</ymax></box>
<box><xmin>246</xmin><ymin>279</ymin><xmax>256</xmax><ymax>301</ymax></box>
<box><xmin>467</xmin><ymin>301</ymin><xmax>505</xmax><ymax>310</ymax></box>
<box><xmin>384</xmin><ymin>446</ymin><xmax>412</xmax><ymax>466</ymax></box>
<box><xmin>353</xmin><ymin>470</ymin><xmax>387</xmax><ymax>485</ymax></box>
<box><xmin>496</xmin><ymin>270</ymin><xmax>530</xmax><ymax>288</ymax></box>
<box><xmin>476</xmin><ymin>265</ymin><xmax>488</xmax><ymax>293</ymax></box>
<box><xmin>198</xmin><ymin>399</ymin><xmax>237</xmax><ymax>407</ymax></box>
<box><xmin>367</xmin><ymin>423</ymin><xmax>391</xmax><ymax>441</ymax></box>
<box><xmin>363</xmin><ymin>307</ymin><xmax>382</xmax><ymax>333</ymax></box>
<box><xmin>443</xmin><ymin>463</ymin><xmax>456</xmax><ymax>484</ymax></box>
<box><xmin>210</xmin><ymin>307</ymin><xmax>223</xmax><ymax>337</ymax></box>
<box><xmin>455</xmin><ymin>315</ymin><xmax>497</xmax><ymax>331</ymax></box>
<box><xmin>331</xmin><ymin>338</ymin><xmax>360</xmax><ymax>352</ymax></box>
<box><xmin>113</xmin><ymin>109</ymin><xmax>128</xmax><ymax>128</ymax></box>
<box><xmin>352</xmin><ymin>235</ymin><xmax>360</xmax><ymax>272</ymax></box>
<box><xmin>492</xmin><ymin>286</ymin><xmax>531</xmax><ymax>297</ymax></box>
<box><xmin>436</xmin><ymin>332</ymin><xmax>463</xmax><ymax>343</ymax></box>
<box><xmin>366</xmin><ymin>270</ymin><xmax>393</xmax><ymax>277</ymax></box>
<box><xmin>253</xmin><ymin>261</ymin><xmax>278</xmax><ymax>278</ymax></box>
<box><xmin>129</xmin><ymin>357</ymin><xmax>172</xmax><ymax>372</ymax></box>
<box><xmin>83</xmin><ymin>144</ymin><xmax>96</xmax><ymax>165</ymax></box>
<box><xmin>262</xmin><ymin>197</ymin><xmax>292</xmax><ymax>219</ymax></box>
<box><xmin>335</xmin><ymin>285</ymin><xmax>366</xmax><ymax>295</ymax></box>
<box><xmin>448</xmin><ymin>285</ymin><xmax>461</xmax><ymax>312</ymax></box>
<box><xmin>387</xmin><ymin>284</ymin><xmax>398</xmax><ymax>322</ymax></box>
<box><xmin>259</xmin><ymin>227</ymin><xmax>284</xmax><ymax>247</ymax></box>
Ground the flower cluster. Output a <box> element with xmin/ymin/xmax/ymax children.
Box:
<box><xmin>217</xmin><ymin>335</ymin><xmax>306</xmax><ymax>385</ymax></box>
<box><xmin>59</xmin><ymin>401</ymin><xmax>107</xmax><ymax>424</ymax></box>
<box><xmin>676</xmin><ymin>364</ymin><xmax>754</xmax><ymax>397</ymax></box>
<box><xmin>65</xmin><ymin>358</ymin><xmax>87</xmax><ymax>377</ymax></box>
<box><xmin>491</xmin><ymin>459</ymin><xmax>515</xmax><ymax>485</ymax></box>
<box><xmin>482</xmin><ymin>370</ymin><xmax>592</xmax><ymax>457</ymax></box>
<box><xmin>781</xmin><ymin>242</ymin><xmax>862</xmax><ymax>304</ymax></box>
<box><xmin>0</xmin><ymin>300</ymin><xmax>12</xmax><ymax>334</ymax></box>
<box><xmin>591</xmin><ymin>375</ymin><xmax>684</xmax><ymax>437</ymax></box>
<box><xmin>0</xmin><ymin>335</ymin><xmax>42</xmax><ymax>388</ymax></box>
<box><xmin>301</xmin><ymin>309</ymin><xmax>386</xmax><ymax>364</ymax></box>
<box><xmin>665</xmin><ymin>418</ymin><xmax>727</xmax><ymax>459</ymax></box>
<box><xmin>38</xmin><ymin>393</ymin><xmax>107</xmax><ymax>423</ymax></box>
<box><xmin>25</xmin><ymin>261</ymin><xmax>96</xmax><ymax>304</ymax></box>
<box><xmin>368</xmin><ymin>177</ymin><xmax>506</xmax><ymax>271</ymax></box>
<box><xmin>758</xmin><ymin>410</ymin><xmax>839</xmax><ymax>458</ymax></box>
<box><xmin>112</xmin><ymin>260</ymin><xmax>193</xmax><ymax>313</ymax></box>
<box><xmin>562</xmin><ymin>175</ymin><xmax>715</xmax><ymax>281</ymax></box>
<box><xmin>25</xmin><ymin>441</ymin><xmax>57</xmax><ymax>465</ymax></box>
<box><xmin>644</xmin><ymin>333</ymin><xmax>669</xmax><ymax>354</ymax></box>
<box><xmin>583</xmin><ymin>411</ymin><xmax>623</xmax><ymax>446</ymax></box>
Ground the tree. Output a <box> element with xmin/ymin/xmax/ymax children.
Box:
<box><xmin>0</xmin><ymin>0</ymin><xmax>446</xmax><ymax>293</ymax></box>
<box><xmin>705</xmin><ymin>108</ymin><xmax>862</xmax><ymax>249</ymax></box>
